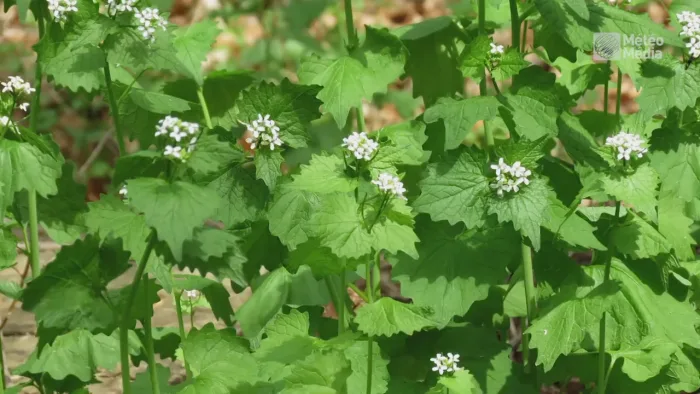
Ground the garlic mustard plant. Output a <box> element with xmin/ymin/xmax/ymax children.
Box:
<box><xmin>106</xmin><ymin>0</ymin><xmax>138</xmax><ymax>16</ymax></box>
<box><xmin>155</xmin><ymin>116</ymin><xmax>199</xmax><ymax>162</ymax></box>
<box><xmin>372</xmin><ymin>172</ymin><xmax>407</xmax><ymax>200</ymax></box>
<box><xmin>342</xmin><ymin>131</ymin><xmax>379</xmax><ymax>161</ymax></box>
<box><xmin>1</xmin><ymin>76</ymin><xmax>35</xmax><ymax>97</ymax></box>
<box><xmin>678</xmin><ymin>11</ymin><xmax>700</xmax><ymax>58</ymax></box>
<box><xmin>605</xmin><ymin>131</ymin><xmax>648</xmax><ymax>161</ymax></box>
<box><xmin>489</xmin><ymin>158</ymin><xmax>532</xmax><ymax>197</ymax></box>
<box><xmin>430</xmin><ymin>353</ymin><xmax>462</xmax><ymax>376</ymax></box>
<box><xmin>242</xmin><ymin>114</ymin><xmax>284</xmax><ymax>151</ymax></box>
<box><xmin>135</xmin><ymin>7</ymin><xmax>167</xmax><ymax>43</ymax></box>
<box><xmin>47</xmin><ymin>0</ymin><xmax>78</xmax><ymax>22</ymax></box>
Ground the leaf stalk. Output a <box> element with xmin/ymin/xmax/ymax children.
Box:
<box><xmin>103</xmin><ymin>60</ymin><xmax>127</xmax><ymax>155</ymax></box>
<box><xmin>174</xmin><ymin>291</ymin><xmax>192</xmax><ymax>379</ymax></box>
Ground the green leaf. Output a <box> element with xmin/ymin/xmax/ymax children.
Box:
<box><xmin>236</xmin><ymin>267</ymin><xmax>292</xmax><ymax>339</ymax></box>
<box><xmin>131</xmin><ymin>365</ymin><xmax>177</xmax><ymax>394</ymax></box>
<box><xmin>104</xmin><ymin>30</ymin><xmax>183</xmax><ymax>76</ymax></box>
<box><xmin>487</xmin><ymin>177</ymin><xmax>551</xmax><ymax>250</ymax></box>
<box><xmin>649</xmin><ymin>127</ymin><xmax>700</xmax><ymax>203</ymax></box>
<box><xmin>19</xmin><ymin>330</ymin><xmax>122</xmax><ymax>382</ymax></box>
<box><xmin>0</xmin><ymin>279</ymin><xmax>22</xmax><ymax>300</ymax></box>
<box><xmin>36</xmin><ymin>163</ymin><xmax>87</xmax><ymax>244</ymax></box>
<box><xmin>187</xmin><ymin>131</ymin><xmax>244</xmax><ymax>177</ymax></box>
<box><xmin>423</xmin><ymin>96</ymin><xmax>501</xmax><ymax>150</ymax></box>
<box><xmin>393</xmin><ymin>218</ymin><xmax>519</xmax><ymax>326</ymax></box>
<box><xmin>267</xmin><ymin>183</ymin><xmax>320</xmax><ymax>250</ymax></box>
<box><xmin>129</xmin><ymin>88</ymin><xmax>191</xmax><ymax>114</ymax></box>
<box><xmin>127</xmin><ymin>178</ymin><xmax>220</xmax><ymax>261</ymax></box>
<box><xmin>658</xmin><ymin>194</ymin><xmax>695</xmax><ymax>261</ymax></box>
<box><xmin>397</xmin><ymin>16</ymin><xmax>463</xmax><ymax>105</ymax></box>
<box><xmin>543</xmin><ymin>195</ymin><xmax>606</xmax><ymax>251</ymax></box>
<box><xmin>287</xmin><ymin>240</ymin><xmax>360</xmax><ymax>277</ymax></box>
<box><xmin>306</xmin><ymin>193</ymin><xmax>372</xmax><ymax>259</ymax></box>
<box><xmin>492</xmin><ymin>49</ymin><xmax>530</xmax><ymax>81</ymax></box>
<box><xmin>0</xmin><ymin>139</ymin><xmax>62</xmax><ymax>207</ymax></box>
<box><xmin>113</xmin><ymin>151</ymin><xmax>166</xmax><ymax>187</ymax></box>
<box><xmin>554</xmin><ymin>52</ymin><xmax>612</xmax><ymax>97</ymax></box>
<box><xmin>179</xmin><ymin>324</ymin><xmax>261</xmax><ymax>393</ymax></box>
<box><xmin>345</xmin><ymin>340</ymin><xmax>389</xmax><ymax>394</ymax></box>
<box><xmin>290</xmin><ymin>154</ymin><xmax>357</xmax><ymax>194</ymax></box>
<box><xmin>298</xmin><ymin>26</ymin><xmax>408</xmax><ymax>128</ymax></box>
<box><xmin>458</xmin><ymin>35</ymin><xmax>491</xmax><ymax>82</ymax></box>
<box><xmin>174</xmin><ymin>275</ymin><xmax>235</xmax><ymax>326</ymax></box>
<box><xmin>612</xmin><ymin>213</ymin><xmax>671</xmax><ymax>260</ymax></box>
<box><xmin>528</xmin><ymin>260</ymin><xmax>700</xmax><ymax>373</ymax></box>
<box><xmin>370</xmin><ymin>121</ymin><xmax>429</xmax><ymax>173</ymax></box>
<box><xmin>438</xmin><ymin>370</ymin><xmax>482</xmax><ymax>394</ymax></box>
<box><xmin>283</xmin><ymin>350</ymin><xmax>350</xmax><ymax>390</ymax></box>
<box><xmin>599</xmin><ymin>163</ymin><xmax>659</xmax><ymax>219</ymax></box>
<box><xmin>355</xmin><ymin>297</ymin><xmax>438</xmax><ymax>337</ymax></box>
<box><xmin>21</xmin><ymin>237</ymin><xmax>130</xmax><ymax>331</ymax></box>
<box><xmin>413</xmin><ymin>146</ymin><xmax>489</xmax><ymax>228</ymax></box>
<box><xmin>636</xmin><ymin>56</ymin><xmax>700</xmax><ymax>122</ymax></box>
<box><xmin>254</xmin><ymin>149</ymin><xmax>284</xmax><ymax>190</ymax></box>
<box><xmin>236</xmin><ymin>80</ymin><xmax>322</xmax><ymax>149</ymax></box>
<box><xmin>556</xmin><ymin>112</ymin><xmax>610</xmax><ymax>169</ymax></box>
<box><xmin>173</xmin><ymin>20</ymin><xmax>220</xmax><ymax>85</ymax></box>
<box><xmin>208</xmin><ymin>165</ymin><xmax>269</xmax><ymax>227</ymax></box>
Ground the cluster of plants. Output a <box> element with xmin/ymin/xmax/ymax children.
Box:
<box><xmin>1</xmin><ymin>0</ymin><xmax>700</xmax><ymax>393</ymax></box>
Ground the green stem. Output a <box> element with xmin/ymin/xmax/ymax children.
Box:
<box><xmin>615</xmin><ymin>67</ymin><xmax>623</xmax><ymax>118</ymax></box>
<box><xmin>174</xmin><ymin>291</ymin><xmax>191</xmax><ymax>379</ymax></box>
<box><xmin>103</xmin><ymin>60</ymin><xmax>126</xmax><ymax>155</ymax></box>
<box><xmin>27</xmin><ymin>6</ymin><xmax>45</xmax><ymax>281</ymax></box>
<box><xmin>120</xmin><ymin>232</ymin><xmax>156</xmax><ymax>394</ymax></box>
<box><xmin>0</xmin><ymin>331</ymin><xmax>5</xmax><ymax>393</ymax></box>
<box><xmin>338</xmin><ymin>268</ymin><xmax>346</xmax><ymax>334</ymax></box>
<box><xmin>509</xmin><ymin>0</ymin><xmax>520</xmax><ymax>50</ymax></box>
<box><xmin>27</xmin><ymin>191</ymin><xmax>41</xmax><ymax>278</ymax></box>
<box><xmin>521</xmin><ymin>243</ymin><xmax>536</xmax><ymax>373</ymax></box>
<box><xmin>348</xmin><ymin>283</ymin><xmax>369</xmax><ymax>303</ymax></box>
<box><xmin>521</xmin><ymin>21</ymin><xmax>528</xmax><ymax>53</ymax></box>
<box><xmin>196</xmin><ymin>87</ymin><xmax>213</xmax><ymax>129</ymax></box>
<box><xmin>142</xmin><ymin>276</ymin><xmax>160</xmax><ymax>394</ymax></box>
<box><xmin>344</xmin><ymin>0</ymin><xmax>359</xmax><ymax>51</ymax></box>
<box><xmin>365</xmin><ymin>257</ymin><xmax>376</xmax><ymax>394</ymax></box>
<box><xmin>597</xmin><ymin>201</ymin><xmax>621</xmax><ymax>394</ymax></box>
<box><xmin>356</xmin><ymin>106</ymin><xmax>366</xmax><ymax>133</ymax></box>
<box><xmin>478</xmin><ymin>0</ymin><xmax>486</xmax><ymax>34</ymax></box>
<box><xmin>603</xmin><ymin>61</ymin><xmax>610</xmax><ymax>115</ymax></box>
<box><xmin>478</xmin><ymin>0</ymin><xmax>493</xmax><ymax>151</ymax></box>
<box><xmin>519</xmin><ymin>4</ymin><xmax>537</xmax><ymax>20</ymax></box>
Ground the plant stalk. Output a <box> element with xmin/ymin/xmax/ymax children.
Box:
<box><xmin>597</xmin><ymin>201</ymin><xmax>621</xmax><ymax>394</ymax></box>
<box><xmin>509</xmin><ymin>0</ymin><xmax>520</xmax><ymax>49</ymax></box>
<box><xmin>478</xmin><ymin>0</ymin><xmax>493</xmax><ymax>150</ymax></box>
<box><xmin>120</xmin><ymin>233</ymin><xmax>156</xmax><ymax>394</ymax></box>
<box><xmin>615</xmin><ymin>68</ymin><xmax>623</xmax><ymax>117</ymax></box>
<box><xmin>27</xmin><ymin>6</ymin><xmax>46</xmax><ymax>280</ymax></box>
<box><xmin>196</xmin><ymin>87</ymin><xmax>213</xmax><ymax>129</ymax></box>
<box><xmin>603</xmin><ymin>61</ymin><xmax>611</xmax><ymax>115</ymax></box>
<box><xmin>103</xmin><ymin>61</ymin><xmax>126</xmax><ymax>155</ymax></box>
<box><xmin>365</xmin><ymin>256</ymin><xmax>376</xmax><ymax>394</ymax></box>
<box><xmin>0</xmin><ymin>332</ymin><xmax>5</xmax><ymax>393</ymax></box>
<box><xmin>344</xmin><ymin>0</ymin><xmax>359</xmax><ymax>51</ymax></box>
<box><xmin>338</xmin><ymin>268</ymin><xmax>346</xmax><ymax>334</ymax></box>
<box><xmin>142</xmin><ymin>276</ymin><xmax>160</xmax><ymax>394</ymax></box>
<box><xmin>521</xmin><ymin>243</ymin><xmax>536</xmax><ymax>373</ymax></box>
<box><xmin>521</xmin><ymin>21</ymin><xmax>529</xmax><ymax>53</ymax></box>
<box><xmin>174</xmin><ymin>291</ymin><xmax>191</xmax><ymax>379</ymax></box>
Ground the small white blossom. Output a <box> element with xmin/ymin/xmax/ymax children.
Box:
<box><xmin>490</xmin><ymin>42</ymin><xmax>504</xmax><ymax>55</ymax></box>
<box><xmin>119</xmin><ymin>185</ymin><xmax>128</xmax><ymax>197</ymax></box>
<box><xmin>678</xmin><ymin>11</ymin><xmax>700</xmax><ymax>58</ymax></box>
<box><xmin>0</xmin><ymin>116</ymin><xmax>9</xmax><ymax>127</ymax></box>
<box><xmin>372</xmin><ymin>172</ymin><xmax>407</xmax><ymax>200</ymax></box>
<box><xmin>183</xmin><ymin>289</ymin><xmax>200</xmax><ymax>299</ymax></box>
<box><xmin>430</xmin><ymin>353</ymin><xmax>462</xmax><ymax>376</ymax></box>
<box><xmin>47</xmin><ymin>0</ymin><xmax>78</xmax><ymax>22</ymax></box>
<box><xmin>135</xmin><ymin>7</ymin><xmax>167</xmax><ymax>43</ymax></box>
<box><xmin>342</xmin><ymin>131</ymin><xmax>379</xmax><ymax>161</ymax></box>
<box><xmin>19</xmin><ymin>102</ymin><xmax>29</xmax><ymax>112</ymax></box>
<box><xmin>1</xmin><ymin>76</ymin><xmax>35</xmax><ymax>96</ymax></box>
<box><xmin>155</xmin><ymin>116</ymin><xmax>199</xmax><ymax>162</ymax></box>
<box><xmin>106</xmin><ymin>0</ymin><xmax>137</xmax><ymax>15</ymax></box>
<box><xmin>489</xmin><ymin>158</ymin><xmax>532</xmax><ymax>197</ymax></box>
<box><xmin>605</xmin><ymin>131</ymin><xmax>648</xmax><ymax>161</ymax></box>
<box><xmin>241</xmin><ymin>114</ymin><xmax>284</xmax><ymax>151</ymax></box>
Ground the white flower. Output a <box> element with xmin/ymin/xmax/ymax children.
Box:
<box><xmin>241</xmin><ymin>114</ymin><xmax>284</xmax><ymax>151</ymax></box>
<box><xmin>183</xmin><ymin>289</ymin><xmax>200</xmax><ymax>299</ymax></box>
<box><xmin>1</xmin><ymin>76</ymin><xmax>35</xmax><ymax>96</ymax></box>
<box><xmin>135</xmin><ymin>7</ymin><xmax>167</xmax><ymax>43</ymax></box>
<box><xmin>605</xmin><ymin>131</ymin><xmax>648</xmax><ymax>161</ymax></box>
<box><xmin>155</xmin><ymin>116</ymin><xmax>199</xmax><ymax>162</ymax></box>
<box><xmin>342</xmin><ymin>131</ymin><xmax>379</xmax><ymax>161</ymax></box>
<box><xmin>372</xmin><ymin>172</ymin><xmax>407</xmax><ymax>200</ymax></box>
<box><xmin>119</xmin><ymin>185</ymin><xmax>128</xmax><ymax>197</ymax></box>
<box><xmin>490</xmin><ymin>42</ymin><xmax>504</xmax><ymax>55</ymax></box>
<box><xmin>164</xmin><ymin>145</ymin><xmax>182</xmax><ymax>159</ymax></box>
<box><xmin>678</xmin><ymin>11</ymin><xmax>700</xmax><ymax>59</ymax></box>
<box><xmin>106</xmin><ymin>0</ymin><xmax>137</xmax><ymax>15</ymax></box>
<box><xmin>489</xmin><ymin>159</ymin><xmax>533</xmax><ymax>197</ymax></box>
<box><xmin>430</xmin><ymin>353</ymin><xmax>462</xmax><ymax>376</ymax></box>
<box><xmin>0</xmin><ymin>116</ymin><xmax>9</xmax><ymax>127</ymax></box>
<box><xmin>19</xmin><ymin>102</ymin><xmax>29</xmax><ymax>112</ymax></box>
<box><xmin>47</xmin><ymin>0</ymin><xmax>78</xmax><ymax>22</ymax></box>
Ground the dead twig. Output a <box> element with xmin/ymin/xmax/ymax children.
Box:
<box><xmin>77</xmin><ymin>128</ymin><xmax>114</xmax><ymax>181</ymax></box>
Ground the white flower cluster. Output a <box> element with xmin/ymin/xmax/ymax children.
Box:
<box><xmin>490</xmin><ymin>42</ymin><xmax>504</xmax><ymax>55</ymax></box>
<box><xmin>48</xmin><ymin>0</ymin><xmax>78</xmax><ymax>22</ymax></box>
<box><xmin>605</xmin><ymin>131</ymin><xmax>648</xmax><ymax>161</ymax></box>
<box><xmin>372</xmin><ymin>173</ymin><xmax>407</xmax><ymax>200</ymax></box>
<box><xmin>2</xmin><ymin>76</ymin><xmax>35</xmax><ymax>97</ymax></box>
<box><xmin>242</xmin><ymin>114</ymin><xmax>283</xmax><ymax>151</ymax></box>
<box><xmin>106</xmin><ymin>0</ymin><xmax>137</xmax><ymax>16</ymax></box>
<box><xmin>135</xmin><ymin>7</ymin><xmax>167</xmax><ymax>43</ymax></box>
<box><xmin>155</xmin><ymin>116</ymin><xmax>199</xmax><ymax>162</ymax></box>
<box><xmin>0</xmin><ymin>116</ymin><xmax>9</xmax><ymax>127</ymax></box>
<box><xmin>183</xmin><ymin>289</ymin><xmax>200</xmax><ymax>299</ymax></box>
<box><xmin>342</xmin><ymin>131</ymin><xmax>379</xmax><ymax>161</ymax></box>
<box><xmin>430</xmin><ymin>353</ymin><xmax>462</xmax><ymax>376</ymax></box>
<box><xmin>678</xmin><ymin>11</ymin><xmax>700</xmax><ymax>58</ymax></box>
<box><xmin>119</xmin><ymin>184</ymin><xmax>128</xmax><ymax>197</ymax></box>
<box><xmin>490</xmin><ymin>158</ymin><xmax>532</xmax><ymax>197</ymax></box>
